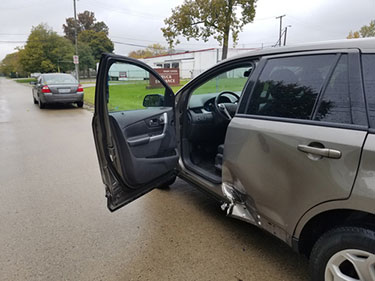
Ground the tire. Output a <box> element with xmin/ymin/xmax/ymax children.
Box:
<box><xmin>77</xmin><ymin>101</ymin><xmax>83</xmax><ymax>108</ymax></box>
<box><xmin>157</xmin><ymin>176</ymin><xmax>176</xmax><ymax>189</ymax></box>
<box><xmin>310</xmin><ymin>226</ymin><xmax>375</xmax><ymax>281</ymax></box>
<box><xmin>39</xmin><ymin>99</ymin><xmax>45</xmax><ymax>109</ymax></box>
<box><xmin>33</xmin><ymin>96</ymin><xmax>38</xmax><ymax>104</ymax></box>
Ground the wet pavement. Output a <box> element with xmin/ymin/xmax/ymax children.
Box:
<box><xmin>0</xmin><ymin>77</ymin><xmax>309</xmax><ymax>281</ymax></box>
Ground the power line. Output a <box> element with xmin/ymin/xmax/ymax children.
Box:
<box><xmin>0</xmin><ymin>40</ymin><xmax>26</xmax><ymax>43</ymax></box>
<box><xmin>288</xmin><ymin>15</ymin><xmax>344</xmax><ymax>37</ymax></box>
<box><xmin>84</xmin><ymin>0</ymin><xmax>162</xmax><ymax>20</ymax></box>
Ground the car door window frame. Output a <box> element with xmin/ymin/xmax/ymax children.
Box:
<box><xmin>238</xmin><ymin>49</ymin><xmax>368</xmax><ymax>131</ymax></box>
<box><xmin>96</xmin><ymin>54</ymin><xmax>176</xmax><ymax>153</ymax></box>
<box><xmin>361</xmin><ymin>52</ymin><xmax>375</xmax><ymax>133</ymax></box>
<box><xmin>312</xmin><ymin>52</ymin><xmax>368</xmax><ymax>127</ymax></box>
<box><xmin>176</xmin><ymin>57</ymin><xmax>258</xmax><ymax>113</ymax></box>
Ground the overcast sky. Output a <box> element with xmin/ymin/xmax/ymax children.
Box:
<box><xmin>0</xmin><ymin>0</ymin><xmax>374</xmax><ymax>61</ymax></box>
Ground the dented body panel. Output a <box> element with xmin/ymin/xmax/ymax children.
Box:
<box><xmin>222</xmin><ymin>117</ymin><xmax>367</xmax><ymax>244</ymax></box>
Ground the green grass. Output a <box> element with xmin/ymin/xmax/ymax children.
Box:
<box><xmin>14</xmin><ymin>78</ymin><xmax>36</xmax><ymax>84</ymax></box>
<box><xmin>193</xmin><ymin>77</ymin><xmax>247</xmax><ymax>95</ymax></box>
<box><xmin>83</xmin><ymin>77</ymin><xmax>247</xmax><ymax>111</ymax></box>
<box><xmin>83</xmin><ymin>80</ymin><xmax>188</xmax><ymax>111</ymax></box>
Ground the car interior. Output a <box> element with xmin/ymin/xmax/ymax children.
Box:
<box><xmin>180</xmin><ymin>63</ymin><xmax>255</xmax><ymax>183</ymax></box>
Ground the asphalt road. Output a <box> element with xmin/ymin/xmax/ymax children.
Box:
<box><xmin>0</xmin><ymin>77</ymin><xmax>309</xmax><ymax>281</ymax></box>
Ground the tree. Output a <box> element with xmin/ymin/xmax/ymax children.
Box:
<box><xmin>347</xmin><ymin>20</ymin><xmax>375</xmax><ymax>39</ymax></box>
<box><xmin>347</xmin><ymin>31</ymin><xmax>360</xmax><ymax>39</ymax></box>
<box><xmin>0</xmin><ymin>51</ymin><xmax>26</xmax><ymax>77</ymax></box>
<box><xmin>128</xmin><ymin>44</ymin><xmax>168</xmax><ymax>58</ymax></box>
<box><xmin>78</xmin><ymin>30</ymin><xmax>114</xmax><ymax>60</ymax></box>
<box><xmin>78</xmin><ymin>42</ymin><xmax>95</xmax><ymax>77</ymax></box>
<box><xmin>161</xmin><ymin>0</ymin><xmax>257</xmax><ymax>60</ymax></box>
<box><xmin>63</xmin><ymin>10</ymin><xmax>109</xmax><ymax>42</ymax></box>
<box><xmin>19</xmin><ymin>24</ymin><xmax>74</xmax><ymax>73</ymax></box>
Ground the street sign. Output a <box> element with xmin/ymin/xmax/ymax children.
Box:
<box><xmin>149</xmin><ymin>68</ymin><xmax>180</xmax><ymax>88</ymax></box>
<box><xmin>119</xmin><ymin>72</ymin><xmax>127</xmax><ymax>80</ymax></box>
<box><xmin>73</xmin><ymin>55</ymin><xmax>79</xmax><ymax>65</ymax></box>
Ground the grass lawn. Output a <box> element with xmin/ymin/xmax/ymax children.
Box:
<box><xmin>14</xmin><ymin>78</ymin><xmax>36</xmax><ymax>84</ymax></box>
<box><xmin>84</xmin><ymin>80</ymin><xmax>189</xmax><ymax>111</ymax></box>
<box><xmin>193</xmin><ymin>77</ymin><xmax>247</xmax><ymax>95</ymax></box>
<box><xmin>83</xmin><ymin>77</ymin><xmax>247</xmax><ymax>111</ymax></box>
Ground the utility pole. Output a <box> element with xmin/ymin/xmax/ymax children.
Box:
<box><xmin>73</xmin><ymin>0</ymin><xmax>79</xmax><ymax>81</ymax></box>
<box><xmin>276</xmin><ymin>14</ymin><xmax>286</xmax><ymax>47</ymax></box>
<box><xmin>283</xmin><ymin>25</ymin><xmax>291</xmax><ymax>46</ymax></box>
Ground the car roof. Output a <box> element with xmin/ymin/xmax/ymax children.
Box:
<box><xmin>227</xmin><ymin>38</ymin><xmax>375</xmax><ymax>62</ymax></box>
<box><xmin>41</xmin><ymin>73</ymin><xmax>73</xmax><ymax>76</ymax></box>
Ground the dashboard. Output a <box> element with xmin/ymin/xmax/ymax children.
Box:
<box><xmin>186</xmin><ymin>93</ymin><xmax>239</xmax><ymax>143</ymax></box>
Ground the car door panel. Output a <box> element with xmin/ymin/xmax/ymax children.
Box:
<box><xmin>92</xmin><ymin>54</ymin><xmax>178</xmax><ymax>212</ymax></box>
<box><xmin>108</xmin><ymin>108</ymin><xmax>178</xmax><ymax>186</ymax></box>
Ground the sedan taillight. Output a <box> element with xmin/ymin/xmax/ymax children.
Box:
<box><xmin>77</xmin><ymin>84</ymin><xmax>84</xmax><ymax>92</ymax></box>
<box><xmin>41</xmin><ymin>85</ymin><xmax>51</xmax><ymax>93</ymax></box>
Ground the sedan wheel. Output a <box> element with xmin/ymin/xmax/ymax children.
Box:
<box><xmin>310</xmin><ymin>227</ymin><xmax>375</xmax><ymax>281</ymax></box>
<box><xmin>39</xmin><ymin>99</ymin><xmax>45</xmax><ymax>109</ymax></box>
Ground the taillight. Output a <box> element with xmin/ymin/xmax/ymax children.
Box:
<box><xmin>41</xmin><ymin>85</ymin><xmax>51</xmax><ymax>93</ymax></box>
<box><xmin>77</xmin><ymin>84</ymin><xmax>84</xmax><ymax>92</ymax></box>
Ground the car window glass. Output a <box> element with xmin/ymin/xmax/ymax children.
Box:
<box><xmin>314</xmin><ymin>55</ymin><xmax>352</xmax><ymax>124</ymax></box>
<box><xmin>247</xmin><ymin>55</ymin><xmax>336</xmax><ymax>119</ymax></box>
<box><xmin>43</xmin><ymin>74</ymin><xmax>77</xmax><ymax>84</ymax></box>
<box><xmin>191</xmin><ymin>65</ymin><xmax>252</xmax><ymax>96</ymax></box>
<box><xmin>107</xmin><ymin>62</ymin><xmax>167</xmax><ymax>112</ymax></box>
<box><xmin>362</xmin><ymin>54</ymin><xmax>375</xmax><ymax>127</ymax></box>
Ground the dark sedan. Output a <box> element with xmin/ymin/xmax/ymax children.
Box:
<box><xmin>31</xmin><ymin>73</ymin><xmax>84</xmax><ymax>109</ymax></box>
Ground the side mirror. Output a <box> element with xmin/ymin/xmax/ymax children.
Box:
<box><xmin>30</xmin><ymin>81</ymin><xmax>36</xmax><ymax>85</ymax></box>
<box><xmin>143</xmin><ymin>94</ymin><xmax>164</xmax><ymax>107</ymax></box>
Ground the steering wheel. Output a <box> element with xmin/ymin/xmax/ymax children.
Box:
<box><xmin>214</xmin><ymin>91</ymin><xmax>240</xmax><ymax>121</ymax></box>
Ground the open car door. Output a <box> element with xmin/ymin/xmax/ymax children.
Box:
<box><xmin>92</xmin><ymin>54</ymin><xmax>178</xmax><ymax>212</ymax></box>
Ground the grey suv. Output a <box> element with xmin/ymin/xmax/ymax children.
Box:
<box><xmin>92</xmin><ymin>38</ymin><xmax>375</xmax><ymax>281</ymax></box>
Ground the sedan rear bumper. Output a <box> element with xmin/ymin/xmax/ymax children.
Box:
<box><xmin>41</xmin><ymin>93</ymin><xmax>84</xmax><ymax>104</ymax></box>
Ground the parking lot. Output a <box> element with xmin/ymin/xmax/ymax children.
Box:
<box><xmin>0</xmin><ymin>77</ymin><xmax>309</xmax><ymax>281</ymax></box>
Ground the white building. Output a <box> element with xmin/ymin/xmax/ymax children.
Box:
<box><xmin>139</xmin><ymin>48</ymin><xmax>256</xmax><ymax>79</ymax></box>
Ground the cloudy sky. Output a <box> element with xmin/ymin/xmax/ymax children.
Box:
<box><xmin>0</xmin><ymin>0</ymin><xmax>374</xmax><ymax>61</ymax></box>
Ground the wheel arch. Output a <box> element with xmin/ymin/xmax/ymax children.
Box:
<box><xmin>296</xmin><ymin>207</ymin><xmax>375</xmax><ymax>257</ymax></box>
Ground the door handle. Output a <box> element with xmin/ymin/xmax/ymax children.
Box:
<box><xmin>127</xmin><ymin>113</ymin><xmax>168</xmax><ymax>146</ymax></box>
<box><xmin>297</xmin><ymin>144</ymin><xmax>342</xmax><ymax>159</ymax></box>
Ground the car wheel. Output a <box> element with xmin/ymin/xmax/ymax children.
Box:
<box><xmin>77</xmin><ymin>101</ymin><xmax>83</xmax><ymax>108</ymax></box>
<box><xmin>310</xmin><ymin>226</ymin><xmax>375</xmax><ymax>281</ymax></box>
<box><xmin>157</xmin><ymin>176</ymin><xmax>176</xmax><ymax>189</ymax></box>
<box><xmin>33</xmin><ymin>96</ymin><xmax>38</xmax><ymax>104</ymax></box>
<box><xmin>39</xmin><ymin>99</ymin><xmax>45</xmax><ymax>109</ymax></box>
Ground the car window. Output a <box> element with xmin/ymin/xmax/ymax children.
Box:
<box><xmin>107</xmin><ymin>62</ymin><xmax>168</xmax><ymax>112</ymax></box>
<box><xmin>191</xmin><ymin>65</ymin><xmax>253</xmax><ymax>96</ymax></box>
<box><xmin>43</xmin><ymin>74</ymin><xmax>77</xmax><ymax>84</ymax></box>
<box><xmin>314</xmin><ymin>55</ymin><xmax>352</xmax><ymax>124</ymax></box>
<box><xmin>362</xmin><ymin>54</ymin><xmax>375</xmax><ymax>127</ymax></box>
<box><xmin>246</xmin><ymin>55</ymin><xmax>336</xmax><ymax>119</ymax></box>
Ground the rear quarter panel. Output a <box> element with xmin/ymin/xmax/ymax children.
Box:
<box><xmin>294</xmin><ymin>133</ymin><xmax>375</xmax><ymax>238</ymax></box>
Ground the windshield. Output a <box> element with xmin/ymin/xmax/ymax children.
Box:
<box><xmin>43</xmin><ymin>74</ymin><xmax>77</xmax><ymax>85</ymax></box>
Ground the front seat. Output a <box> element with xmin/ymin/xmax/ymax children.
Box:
<box><xmin>215</xmin><ymin>144</ymin><xmax>224</xmax><ymax>173</ymax></box>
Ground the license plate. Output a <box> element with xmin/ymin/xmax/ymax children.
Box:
<box><xmin>58</xmin><ymin>89</ymin><xmax>70</xmax><ymax>93</ymax></box>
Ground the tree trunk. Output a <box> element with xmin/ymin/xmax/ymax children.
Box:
<box><xmin>222</xmin><ymin>29</ymin><xmax>229</xmax><ymax>60</ymax></box>
<box><xmin>221</xmin><ymin>0</ymin><xmax>233</xmax><ymax>61</ymax></box>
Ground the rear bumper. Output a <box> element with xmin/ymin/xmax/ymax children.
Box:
<box><xmin>40</xmin><ymin>93</ymin><xmax>83</xmax><ymax>104</ymax></box>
